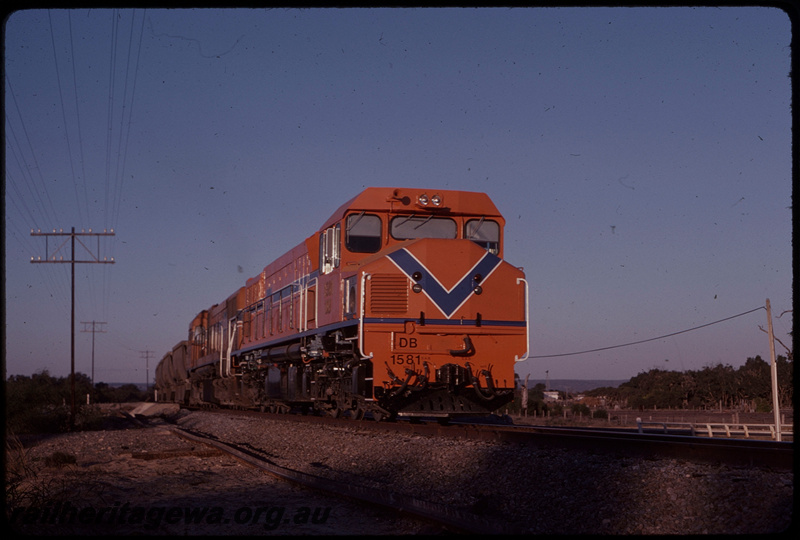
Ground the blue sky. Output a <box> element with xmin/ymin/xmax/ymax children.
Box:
<box><xmin>4</xmin><ymin>7</ymin><xmax>792</xmax><ymax>386</ymax></box>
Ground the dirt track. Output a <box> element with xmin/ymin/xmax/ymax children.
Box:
<box><xmin>6</xmin><ymin>415</ymin><xmax>430</xmax><ymax>536</ymax></box>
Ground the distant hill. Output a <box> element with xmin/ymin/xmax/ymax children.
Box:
<box><xmin>524</xmin><ymin>379</ymin><xmax>626</xmax><ymax>393</ymax></box>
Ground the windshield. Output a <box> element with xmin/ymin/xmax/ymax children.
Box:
<box><xmin>390</xmin><ymin>215</ymin><xmax>457</xmax><ymax>240</ymax></box>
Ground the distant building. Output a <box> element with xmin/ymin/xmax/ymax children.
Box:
<box><xmin>543</xmin><ymin>391</ymin><xmax>560</xmax><ymax>402</ymax></box>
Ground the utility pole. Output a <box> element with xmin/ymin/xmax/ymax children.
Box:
<box><xmin>140</xmin><ymin>350</ymin><xmax>154</xmax><ymax>393</ymax></box>
<box><xmin>81</xmin><ymin>321</ymin><xmax>107</xmax><ymax>387</ymax></box>
<box><xmin>31</xmin><ymin>227</ymin><xmax>115</xmax><ymax>428</ymax></box>
<box><xmin>765</xmin><ymin>299</ymin><xmax>781</xmax><ymax>441</ymax></box>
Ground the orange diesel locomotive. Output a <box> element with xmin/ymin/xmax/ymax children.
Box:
<box><xmin>155</xmin><ymin>187</ymin><xmax>529</xmax><ymax>420</ymax></box>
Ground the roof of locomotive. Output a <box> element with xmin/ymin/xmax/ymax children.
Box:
<box><xmin>319</xmin><ymin>187</ymin><xmax>503</xmax><ymax>230</ymax></box>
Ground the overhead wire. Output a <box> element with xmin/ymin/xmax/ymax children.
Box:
<box><xmin>5</xmin><ymin>73</ymin><xmax>72</xmax><ymax>319</ymax></box>
<box><xmin>103</xmin><ymin>8</ymin><xmax>119</xmax><ymax>233</ymax></box>
<box><xmin>48</xmin><ymin>10</ymin><xmax>85</xmax><ymax>228</ymax></box>
<box><xmin>68</xmin><ymin>10</ymin><xmax>91</xmax><ymax>228</ymax></box>
<box><xmin>103</xmin><ymin>8</ymin><xmax>146</xmax><ymax>321</ymax></box>
<box><xmin>111</xmin><ymin>8</ymin><xmax>146</xmax><ymax>237</ymax></box>
<box><xmin>4</xmin><ymin>74</ymin><xmax>62</xmax><ymax>227</ymax></box>
<box><xmin>7</xmin><ymin>10</ymin><xmax>146</xmax><ymax>337</ymax></box>
<box><xmin>527</xmin><ymin>306</ymin><xmax>767</xmax><ymax>359</ymax></box>
<box><xmin>66</xmin><ymin>9</ymin><xmax>104</xmax><ymax>321</ymax></box>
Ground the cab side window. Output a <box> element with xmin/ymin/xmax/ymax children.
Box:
<box><xmin>465</xmin><ymin>219</ymin><xmax>500</xmax><ymax>255</ymax></box>
<box><xmin>345</xmin><ymin>213</ymin><xmax>381</xmax><ymax>253</ymax></box>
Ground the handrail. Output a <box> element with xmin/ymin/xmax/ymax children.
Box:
<box><xmin>222</xmin><ymin>318</ymin><xmax>239</xmax><ymax>378</ymax></box>
<box><xmin>359</xmin><ymin>272</ymin><xmax>373</xmax><ymax>359</ymax></box>
<box><xmin>299</xmin><ymin>280</ymin><xmax>305</xmax><ymax>332</ymax></box>
<box><xmin>515</xmin><ymin>277</ymin><xmax>529</xmax><ymax>362</ymax></box>
<box><xmin>299</xmin><ymin>276</ymin><xmax>317</xmax><ymax>332</ymax></box>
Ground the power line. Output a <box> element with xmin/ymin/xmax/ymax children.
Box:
<box><xmin>527</xmin><ymin>306</ymin><xmax>767</xmax><ymax>359</ymax></box>
<box><xmin>31</xmin><ymin>227</ymin><xmax>116</xmax><ymax>428</ymax></box>
<box><xmin>48</xmin><ymin>10</ymin><xmax>85</xmax><ymax>227</ymax></box>
<box><xmin>68</xmin><ymin>10</ymin><xmax>91</xmax><ymax>228</ymax></box>
<box><xmin>140</xmin><ymin>350</ymin><xmax>154</xmax><ymax>391</ymax></box>
<box><xmin>81</xmin><ymin>321</ymin><xmax>107</xmax><ymax>386</ymax></box>
<box><xmin>4</xmin><ymin>74</ymin><xmax>62</xmax><ymax>227</ymax></box>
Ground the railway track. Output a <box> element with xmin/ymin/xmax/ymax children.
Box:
<box><xmin>122</xmin><ymin>407</ymin><xmax>793</xmax><ymax>534</ymax></box>
<box><xmin>469</xmin><ymin>423</ymin><xmax>794</xmax><ymax>470</ymax></box>
<box><xmin>183</xmin><ymin>407</ymin><xmax>793</xmax><ymax>471</ymax></box>
<box><xmin>166</xmin><ymin>423</ymin><xmax>521</xmax><ymax>535</ymax></box>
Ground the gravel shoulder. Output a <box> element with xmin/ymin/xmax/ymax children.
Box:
<box><xmin>6</xmin><ymin>408</ymin><xmax>794</xmax><ymax>535</ymax></box>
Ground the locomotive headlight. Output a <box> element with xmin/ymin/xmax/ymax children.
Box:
<box><xmin>412</xmin><ymin>283</ymin><xmax>423</xmax><ymax>293</ymax></box>
<box><xmin>431</xmin><ymin>194</ymin><xmax>442</xmax><ymax>206</ymax></box>
<box><xmin>418</xmin><ymin>194</ymin><xmax>429</xmax><ymax>206</ymax></box>
<box><xmin>473</xmin><ymin>285</ymin><xmax>483</xmax><ymax>295</ymax></box>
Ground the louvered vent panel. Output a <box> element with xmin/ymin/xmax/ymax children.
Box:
<box><xmin>370</xmin><ymin>274</ymin><xmax>409</xmax><ymax>313</ymax></box>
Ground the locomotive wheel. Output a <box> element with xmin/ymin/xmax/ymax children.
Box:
<box><xmin>353</xmin><ymin>407</ymin><xmax>366</xmax><ymax>421</ymax></box>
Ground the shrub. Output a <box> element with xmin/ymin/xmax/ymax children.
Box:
<box><xmin>571</xmin><ymin>403</ymin><xmax>591</xmax><ymax>416</ymax></box>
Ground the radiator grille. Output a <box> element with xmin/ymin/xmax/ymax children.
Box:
<box><xmin>369</xmin><ymin>274</ymin><xmax>409</xmax><ymax>313</ymax></box>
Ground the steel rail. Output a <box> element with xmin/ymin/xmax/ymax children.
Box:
<box><xmin>169</xmin><ymin>425</ymin><xmax>522</xmax><ymax>535</ymax></box>
<box><xmin>180</xmin><ymin>407</ymin><xmax>794</xmax><ymax>470</ymax></box>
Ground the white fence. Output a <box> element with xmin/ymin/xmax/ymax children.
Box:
<box><xmin>636</xmin><ymin>418</ymin><xmax>793</xmax><ymax>441</ymax></box>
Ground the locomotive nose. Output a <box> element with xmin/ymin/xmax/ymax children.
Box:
<box><xmin>385</xmin><ymin>238</ymin><xmax>502</xmax><ymax>320</ymax></box>
<box><xmin>359</xmin><ymin>237</ymin><xmax>527</xmax><ymax>417</ymax></box>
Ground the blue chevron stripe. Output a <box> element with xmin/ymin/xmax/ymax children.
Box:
<box><xmin>387</xmin><ymin>248</ymin><xmax>502</xmax><ymax>319</ymax></box>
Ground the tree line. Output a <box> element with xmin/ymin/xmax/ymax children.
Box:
<box><xmin>510</xmin><ymin>355</ymin><xmax>793</xmax><ymax>415</ymax></box>
<box><xmin>585</xmin><ymin>355</ymin><xmax>792</xmax><ymax>411</ymax></box>
<box><xmin>5</xmin><ymin>370</ymin><xmax>150</xmax><ymax>434</ymax></box>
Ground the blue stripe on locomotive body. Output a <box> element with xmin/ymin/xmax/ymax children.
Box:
<box><xmin>386</xmin><ymin>247</ymin><xmax>503</xmax><ymax>319</ymax></box>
